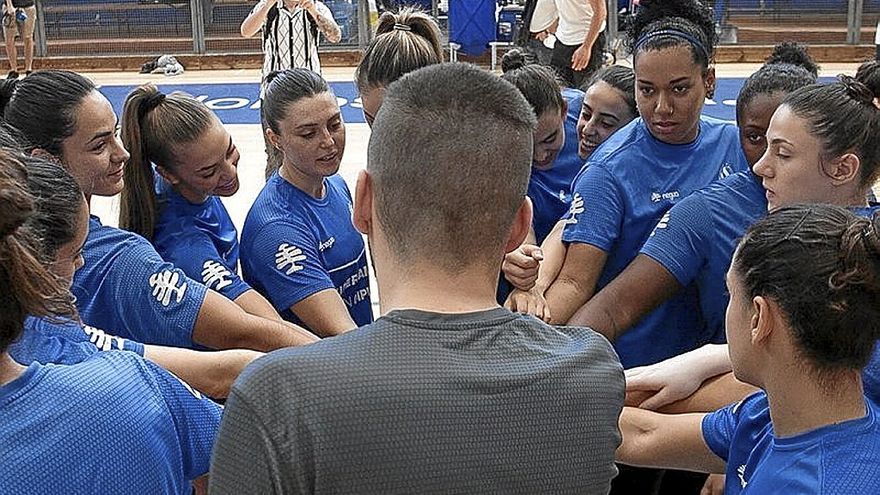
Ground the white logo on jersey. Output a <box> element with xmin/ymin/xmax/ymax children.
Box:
<box><xmin>737</xmin><ymin>464</ymin><xmax>748</xmax><ymax>488</ymax></box>
<box><xmin>719</xmin><ymin>164</ymin><xmax>733</xmax><ymax>179</ymax></box>
<box><xmin>83</xmin><ymin>325</ymin><xmax>126</xmax><ymax>351</ymax></box>
<box><xmin>558</xmin><ymin>189</ymin><xmax>567</xmax><ymax>201</ymax></box>
<box><xmin>562</xmin><ymin>193</ymin><xmax>585</xmax><ymax>225</ymax></box>
<box><xmin>318</xmin><ymin>237</ymin><xmax>336</xmax><ymax>252</ymax></box>
<box><xmin>149</xmin><ymin>270</ymin><xmax>188</xmax><ymax>307</ymax></box>
<box><xmin>276</xmin><ymin>243</ymin><xmax>307</xmax><ymax>275</ymax></box>
<box><xmin>650</xmin><ymin>212</ymin><xmax>671</xmax><ymax>237</ymax></box>
<box><xmin>651</xmin><ymin>190</ymin><xmax>680</xmax><ymax>203</ymax></box>
<box><xmin>201</xmin><ymin>260</ymin><xmax>232</xmax><ymax>290</ymax></box>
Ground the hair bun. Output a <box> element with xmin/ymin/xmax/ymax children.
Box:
<box><xmin>765</xmin><ymin>42</ymin><xmax>819</xmax><ymax>78</ymax></box>
<box><xmin>839</xmin><ymin>74</ymin><xmax>875</xmax><ymax>107</ymax></box>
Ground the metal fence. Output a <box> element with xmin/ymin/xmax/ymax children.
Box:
<box><xmin>4</xmin><ymin>0</ymin><xmax>878</xmax><ymax>60</ymax></box>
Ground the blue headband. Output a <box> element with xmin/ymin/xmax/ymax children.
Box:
<box><xmin>635</xmin><ymin>29</ymin><xmax>709</xmax><ymax>61</ymax></box>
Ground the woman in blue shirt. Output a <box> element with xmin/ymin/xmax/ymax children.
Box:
<box><xmin>242</xmin><ymin>68</ymin><xmax>372</xmax><ymax>336</ymax></box>
<box><xmin>618</xmin><ymin>203</ymin><xmax>880</xmax><ymax>495</ymax></box>
<box><xmin>9</xmin><ymin>154</ymin><xmax>262</xmax><ymax>399</ymax></box>
<box><xmin>566</xmin><ymin>44</ymin><xmax>817</xmax><ymax>375</ymax></box>
<box><xmin>540</xmin><ymin>0</ymin><xmax>749</xmax><ymax>369</ymax></box>
<box><xmin>0</xmin><ymin>150</ymin><xmax>222</xmax><ymax>494</ymax></box>
<box><xmin>626</xmin><ymin>78</ymin><xmax>880</xmax><ymax>415</ymax></box>
<box><xmin>119</xmin><ymin>84</ymin><xmax>282</xmax><ymax>322</ymax></box>
<box><xmin>0</xmin><ymin>70</ymin><xmax>316</xmax><ymax>351</ymax></box>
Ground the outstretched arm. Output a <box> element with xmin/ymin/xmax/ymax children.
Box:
<box><xmin>241</xmin><ymin>0</ymin><xmax>276</xmax><ymax>38</ymax></box>
<box><xmin>617</xmin><ymin>407</ymin><xmax>725</xmax><ymax>474</ymax></box>
<box><xmin>144</xmin><ymin>345</ymin><xmax>263</xmax><ymax>399</ymax></box>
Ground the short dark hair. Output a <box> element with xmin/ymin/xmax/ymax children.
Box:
<box><xmin>0</xmin><ymin>70</ymin><xmax>96</xmax><ymax>157</ymax></box>
<box><xmin>733</xmin><ymin>204</ymin><xmax>880</xmax><ymax>372</ymax></box>
<box><xmin>782</xmin><ymin>76</ymin><xmax>880</xmax><ymax>187</ymax></box>
<box><xmin>628</xmin><ymin>0</ymin><xmax>717</xmax><ymax>71</ymax></box>
<box><xmin>368</xmin><ymin>63</ymin><xmax>537</xmax><ymax>271</ymax></box>
<box><xmin>855</xmin><ymin>60</ymin><xmax>880</xmax><ymax>99</ymax></box>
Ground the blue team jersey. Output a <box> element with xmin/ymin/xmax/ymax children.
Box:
<box><xmin>702</xmin><ymin>392</ymin><xmax>880</xmax><ymax>494</ymax></box>
<box><xmin>241</xmin><ymin>173</ymin><xmax>373</xmax><ymax>329</ymax></box>
<box><xmin>562</xmin><ymin>116</ymin><xmax>748</xmax><ymax>368</ymax></box>
<box><xmin>639</xmin><ymin>171</ymin><xmax>767</xmax><ymax>343</ymax></box>
<box><xmin>153</xmin><ymin>176</ymin><xmax>251</xmax><ymax>301</ymax></box>
<box><xmin>71</xmin><ymin>216</ymin><xmax>208</xmax><ymax>348</ymax></box>
<box><xmin>9</xmin><ymin>316</ymin><xmax>145</xmax><ymax>366</ymax></box>
<box><xmin>528</xmin><ymin>87</ymin><xmax>586</xmax><ymax>244</ymax></box>
<box><xmin>0</xmin><ymin>351</ymin><xmax>222</xmax><ymax>494</ymax></box>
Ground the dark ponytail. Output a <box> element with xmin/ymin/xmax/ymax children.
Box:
<box><xmin>733</xmin><ymin>204</ymin><xmax>880</xmax><ymax>372</ymax></box>
<box><xmin>119</xmin><ymin>83</ymin><xmax>215</xmax><ymax>240</ymax></box>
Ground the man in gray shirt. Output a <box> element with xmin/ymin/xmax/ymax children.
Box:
<box><xmin>209</xmin><ymin>62</ymin><xmax>625</xmax><ymax>495</ymax></box>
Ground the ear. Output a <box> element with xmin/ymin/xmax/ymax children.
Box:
<box><xmin>826</xmin><ymin>152</ymin><xmax>861</xmax><ymax>186</ymax></box>
<box><xmin>265</xmin><ymin>127</ymin><xmax>282</xmax><ymax>151</ymax></box>
<box><xmin>154</xmin><ymin>164</ymin><xmax>179</xmax><ymax>186</ymax></box>
<box><xmin>750</xmin><ymin>295</ymin><xmax>775</xmax><ymax>346</ymax></box>
<box><xmin>705</xmin><ymin>67</ymin><xmax>717</xmax><ymax>100</ymax></box>
<box><xmin>353</xmin><ymin>169</ymin><xmax>373</xmax><ymax>235</ymax></box>
<box><xmin>504</xmin><ymin>197</ymin><xmax>533</xmax><ymax>254</ymax></box>
<box><xmin>31</xmin><ymin>147</ymin><xmax>61</xmax><ymax>164</ymax></box>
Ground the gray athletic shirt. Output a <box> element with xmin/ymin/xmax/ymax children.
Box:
<box><xmin>209</xmin><ymin>307</ymin><xmax>624</xmax><ymax>494</ymax></box>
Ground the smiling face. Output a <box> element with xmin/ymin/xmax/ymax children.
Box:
<box><xmin>634</xmin><ymin>45</ymin><xmax>711</xmax><ymax>145</ymax></box>
<box><xmin>161</xmin><ymin>117</ymin><xmax>241</xmax><ymax>203</ymax></box>
<box><xmin>268</xmin><ymin>91</ymin><xmax>346</xmax><ymax>182</ymax></box>
<box><xmin>47</xmin><ymin>197</ymin><xmax>89</xmax><ymax>289</ymax></box>
<box><xmin>738</xmin><ymin>92</ymin><xmax>786</xmax><ymax>168</ymax></box>
<box><xmin>753</xmin><ymin>105</ymin><xmax>840</xmax><ymax>211</ymax></box>
<box><xmin>577</xmin><ymin>81</ymin><xmax>636</xmax><ymax>159</ymax></box>
<box><xmin>533</xmin><ymin>107</ymin><xmax>566</xmax><ymax>170</ymax></box>
<box><xmin>58</xmin><ymin>91</ymin><xmax>131</xmax><ymax>198</ymax></box>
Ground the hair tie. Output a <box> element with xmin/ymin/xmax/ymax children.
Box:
<box><xmin>635</xmin><ymin>29</ymin><xmax>709</xmax><ymax>62</ymax></box>
<box><xmin>393</xmin><ymin>23</ymin><xmax>412</xmax><ymax>32</ymax></box>
<box><xmin>140</xmin><ymin>92</ymin><xmax>166</xmax><ymax>119</ymax></box>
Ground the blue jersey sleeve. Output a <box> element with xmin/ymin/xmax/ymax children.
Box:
<box><xmin>702</xmin><ymin>392</ymin><xmax>769</xmax><ymax>463</ymax></box>
<box><xmin>143</xmin><ymin>359</ymin><xmax>223</xmax><ymax>480</ymax></box>
<box><xmin>562</xmin><ymin>163</ymin><xmax>624</xmax><ymax>252</ymax></box>
<box><xmin>247</xmin><ymin>221</ymin><xmax>335</xmax><ymax>313</ymax></box>
<box><xmin>639</xmin><ymin>193</ymin><xmax>711</xmax><ymax>287</ymax></box>
<box><xmin>10</xmin><ymin>318</ymin><xmax>145</xmax><ymax>366</ymax></box>
<box><xmin>702</xmin><ymin>401</ymin><xmax>738</xmax><ymax>461</ymax></box>
<box><xmin>75</xmin><ymin>233</ymin><xmax>209</xmax><ymax>349</ymax></box>
<box><xmin>163</xmin><ymin>232</ymin><xmax>251</xmax><ymax>302</ymax></box>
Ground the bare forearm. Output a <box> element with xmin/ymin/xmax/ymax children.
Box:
<box><xmin>534</xmin><ymin>222</ymin><xmax>567</xmax><ymax>292</ymax></box>
<box><xmin>313</xmin><ymin>10</ymin><xmax>341</xmax><ymax>43</ymax></box>
<box><xmin>241</xmin><ymin>0</ymin><xmax>274</xmax><ymax>37</ymax></box>
<box><xmin>143</xmin><ymin>345</ymin><xmax>263</xmax><ymax>399</ymax></box>
<box><xmin>584</xmin><ymin>0</ymin><xmax>607</xmax><ymax>47</ymax></box>
<box><xmin>194</xmin><ymin>291</ymin><xmax>319</xmax><ymax>351</ymax></box>
<box><xmin>662</xmin><ymin>372</ymin><xmax>757</xmax><ymax>414</ymax></box>
<box><xmin>545</xmin><ymin>276</ymin><xmax>591</xmax><ymax>324</ymax></box>
<box><xmin>234</xmin><ymin>289</ymin><xmax>285</xmax><ymax>322</ymax></box>
<box><xmin>617</xmin><ymin>407</ymin><xmax>723</xmax><ymax>473</ymax></box>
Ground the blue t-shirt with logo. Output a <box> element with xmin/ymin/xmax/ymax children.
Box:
<box><xmin>10</xmin><ymin>316</ymin><xmax>145</xmax><ymax>366</ymax></box>
<box><xmin>0</xmin><ymin>351</ymin><xmax>221</xmax><ymax>494</ymax></box>
<box><xmin>562</xmin><ymin>116</ymin><xmax>747</xmax><ymax>367</ymax></box>
<box><xmin>241</xmin><ymin>173</ymin><xmax>373</xmax><ymax>330</ymax></box>
<box><xmin>71</xmin><ymin>216</ymin><xmax>208</xmax><ymax>348</ymax></box>
<box><xmin>528</xmin><ymin>87</ymin><xmax>586</xmax><ymax>244</ymax></box>
<box><xmin>702</xmin><ymin>391</ymin><xmax>880</xmax><ymax>494</ymax></box>
<box><xmin>153</xmin><ymin>177</ymin><xmax>251</xmax><ymax>301</ymax></box>
<box><xmin>639</xmin><ymin>171</ymin><xmax>767</xmax><ymax>343</ymax></box>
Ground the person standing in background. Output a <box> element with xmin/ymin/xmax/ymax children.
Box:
<box><xmin>544</xmin><ymin>0</ymin><xmax>607</xmax><ymax>89</ymax></box>
<box><xmin>2</xmin><ymin>0</ymin><xmax>35</xmax><ymax>79</ymax></box>
<box><xmin>241</xmin><ymin>0</ymin><xmax>341</xmax><ymax>177</ymax></box>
